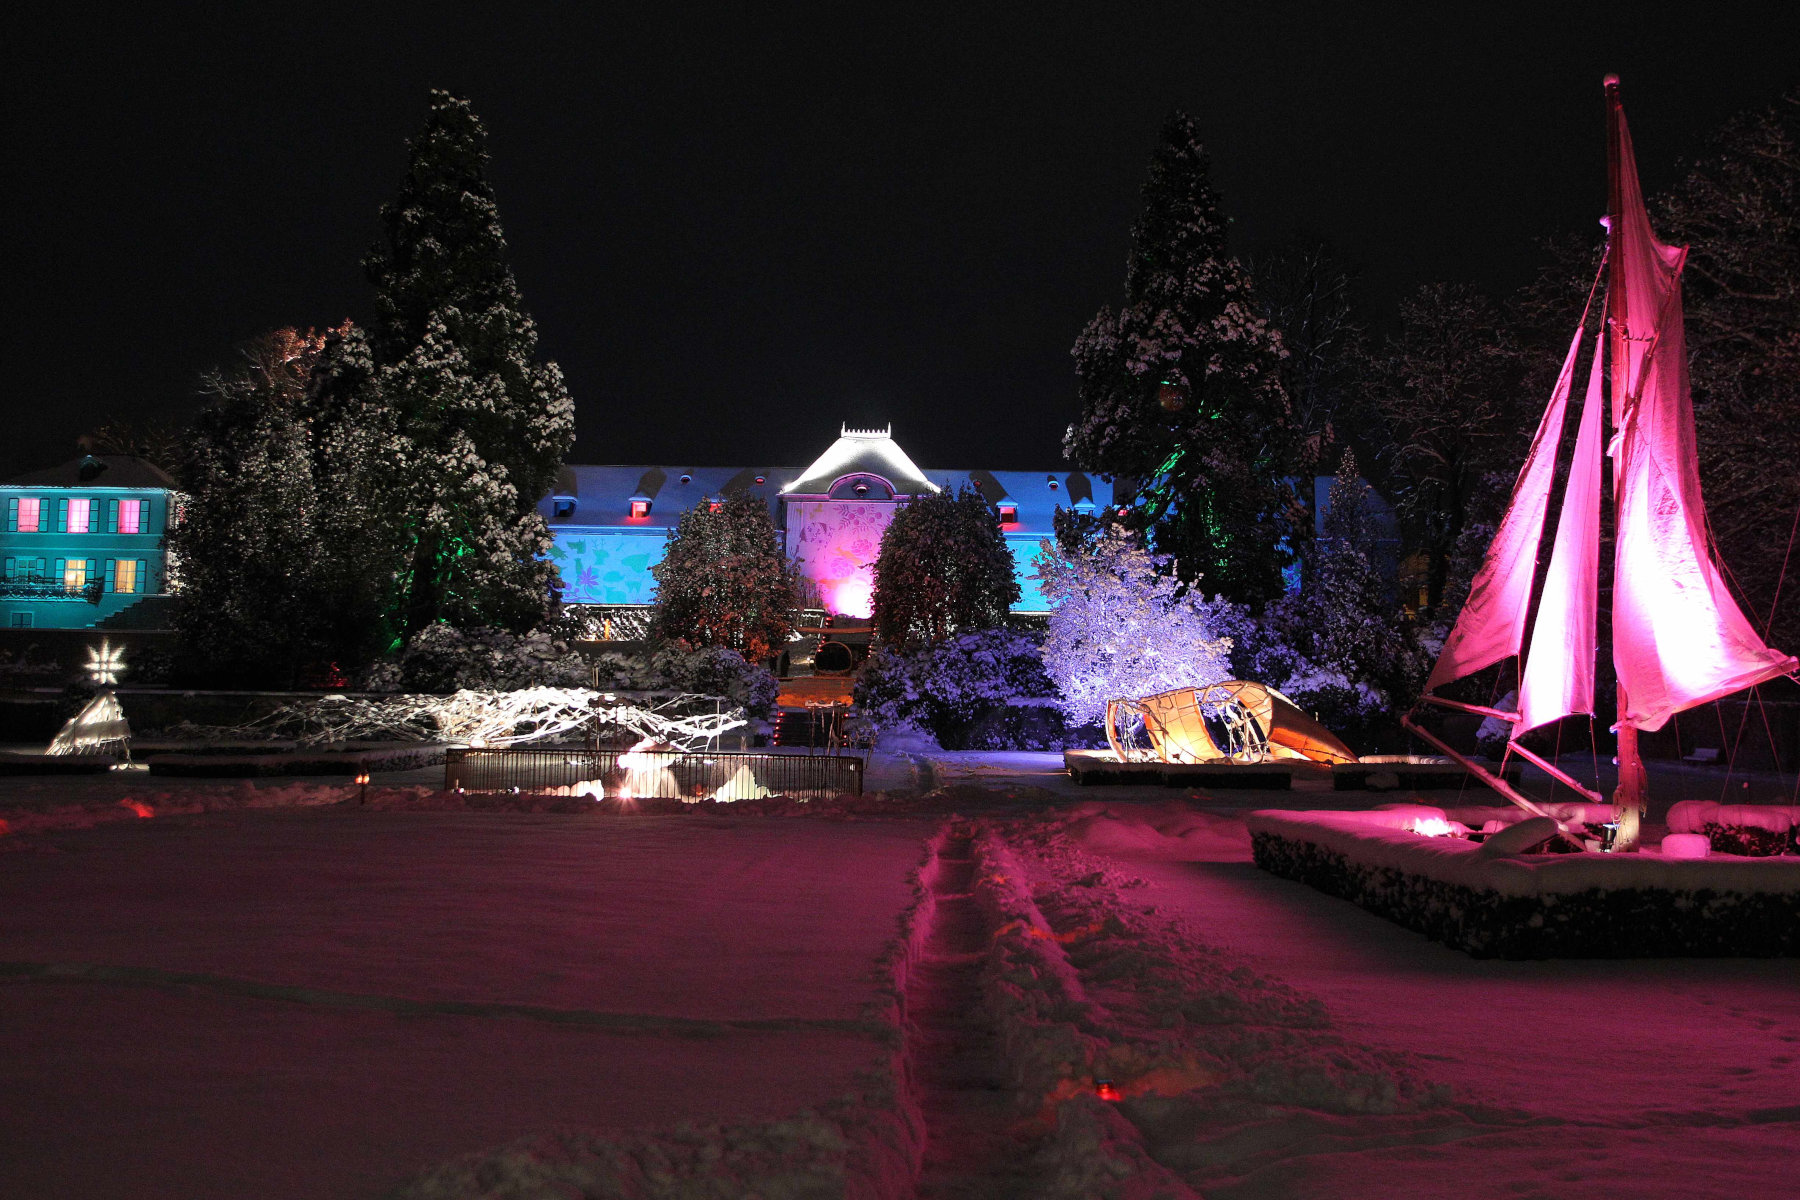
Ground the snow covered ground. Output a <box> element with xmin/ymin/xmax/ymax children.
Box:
<box><xmin>3</xmin><ymin>756</ymin><xmax>1798</xmax><ymax>1198</ymax></box>
<box><xmin>1041</xmin><ymin>800</ymin><xmax>1800</xmax><ymax>1199</ymax></box>
<box><xmin>0</xmin><ymin>807</ymin><xmax>929</xmax><ymax>1199</ymax></box>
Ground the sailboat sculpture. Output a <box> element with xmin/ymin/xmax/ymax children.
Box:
<box><xmin>1402</xmin><ymin>76</ymin><xmax>1797</xmax><ymax>850</ymax></box>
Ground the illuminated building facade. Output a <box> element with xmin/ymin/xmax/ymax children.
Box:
<box><xmin>540</xmin><ymin>426</ymin><xmax>1113</xmax><ymax>617</ymax></box>
<box><xmin>1</xmin><ymin>455</ymin><xmax>176</xmax><ymax>630</ymax></box>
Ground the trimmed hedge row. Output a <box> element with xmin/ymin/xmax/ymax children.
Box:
<box><xmin>1251</xmin><ymin>830</ymin><xmax>1800</xmax><ymax>959</ymax></box>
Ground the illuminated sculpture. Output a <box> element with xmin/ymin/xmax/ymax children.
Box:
<box><xmin>47</xmin><ymin>688</ymin><xmax>132</xmax><ymax>758</ymax></box>
<box><xmin>1406</xmin><ymin>78</ymin><xmax>1796</xmax><ymax>848</ymax></box>
<box><xmin>1105</xmin><ymin>680</ymin><xmax>1357</xmax><ymax>766</ymax></box>
<box><xmin>185</xmin><ymin>688</ymin><xmax>747</xmax><ymax>751</ymax></box>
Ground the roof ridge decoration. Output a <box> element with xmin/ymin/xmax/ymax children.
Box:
<box><xmin>781</xmin><ymin>424</ymin><xmax>940</xmax><ymax>496</ymax></box>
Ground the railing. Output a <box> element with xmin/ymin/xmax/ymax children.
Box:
<box><xmin>444</xmin><ymin>746</ymin><xmax>864</xmax><ymax>799</ymax></box>
<box><xmin>0</xmin><ymin>579</ymin><xmax>103</xmax><ymax>602</ymax></box>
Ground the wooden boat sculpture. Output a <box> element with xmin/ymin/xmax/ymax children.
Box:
<box><xmin>1106</xmin><ymin>680</ymin><xmax>1358</xmax><ymax>766</ymax></box>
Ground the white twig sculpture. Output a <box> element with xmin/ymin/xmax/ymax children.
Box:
<box><xmin>177</xmin><ymin>689</ymin><xmax>746</xmax><ymax>750</ymax></box>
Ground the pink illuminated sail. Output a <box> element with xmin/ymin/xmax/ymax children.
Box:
<box><xmin>1424</xmin><ymin>327</ymin><xmax>1584</xmax><ymax>694</ymax></box>
<box><xmin>1605</xmin><ymin>82</ymin><xmax>1795</xmax><ymax>731</ymax></box>
<box><xmin>1517</xmin><ymin>331</ymin><xmax>1604</xmax><ymax>732</ymax></box>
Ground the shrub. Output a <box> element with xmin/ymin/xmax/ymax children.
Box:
<box><xmin>362</xmin><ymin>624</ymin><xmax>590</xmax><ymax>693</ymax></box>
<box><xmin>855</xmin><ymin>628</ymin><xmax>1060</xmax><ymax>749</ymax></box>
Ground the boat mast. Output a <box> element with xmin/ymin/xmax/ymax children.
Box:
<box><xmin>1603</xmin><ymin>73</ymin><xmax>1647</xmax><ymax>846</ymax></box>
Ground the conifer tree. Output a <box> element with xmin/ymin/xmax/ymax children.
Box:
<box><xmin>649</xmin><ymin>493</ymin><xmax>797</xmax><ymax>662</ymax></box>
<box><xmin>871</xmin><ymin>488</ymin><xmax>1020</xmax><ymax>649</ymax></box>
<box><xmin>1066</xmin><ymin>112</ymin><xmax>1301</xmax><ymax>607</ymax></box>
<box><xmin>364</xmin><ymin>89</ymin><xmax>576</xmax><ymax>636</ymax></box>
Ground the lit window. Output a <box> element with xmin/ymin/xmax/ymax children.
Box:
<box><xmin>630</xmin><ymin>499</ymin><xmax>651</xmax><ymax>519</ymax></box>
<box><xmin>113</xmin><ymin>560</ymin><xmax>138</xmax><ymax>594</ymax></box>
<box><xmin>708</xmin><ymin>499</ymin><xmax>723</xmax><ymax>513</ymax></box>
<box><xmin>68</xmin><ymin>498</ymin><xmax>92</xmax><ymax>533</ymax></box>
<box><xmin>64</xmin><ymin>559</ymin><xmax>88</xmax><ymax>590</ymax></box>
<box><xmin>119</xmin><ymin>500</ymin><xmax>144</xmax><ymax>534</ymax></box>
<box><xmin>14</xmin><ymin>498</ymin><xmax>41</xmax><ymax>532</ymax></box>
<box><xmin>998</xmin><ymin>504</ymin><xmax>1018</xmax><ymax>524</ymax></box>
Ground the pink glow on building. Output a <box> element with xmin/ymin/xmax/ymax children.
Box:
<box><xmin>831</xmin><ymin>577</ymin><xmax>874</xmax><ymax>619</ymax></box>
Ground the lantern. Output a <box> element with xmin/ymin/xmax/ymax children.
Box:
<box><xmin>1156</xmin><ymin>378</ymin><xmax>1188</xmax><ymax>412</ymax></box>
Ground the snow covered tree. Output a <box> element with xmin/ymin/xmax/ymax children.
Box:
<box><xmin>871</xmin><ymin>487</ymin><xmax>1020</xmax><ymax>649</ymax></box>
<box><xmin>364</xmin><ymin>89</ymin><xmax>576</xmax><ymax>637</ymax></box>
<box><xmin>1065</xmin><ymin>112</ymin><xmax>1303</xmax><ymax>607</ymax></box>
<box><xmin>1034</xmin><ymin>525</ymin><xmax>1234</xmax><ymax>727</ymax></box>
<box><xmin>304</xmin><ymin>322</ymin><xmax>410</xmax><ymax>667</ymax></box>
<box><xmin>1239</xmin><ymin>452</ymin><xmax>1426</xmax><ymax>747</ymax></box>
<box><xmin>649</xmin><ymin>493</ymin><xmax>797</xmax><ymax>662</ymax></box>
<box><xmin>171</xmin><ymin>329</ymin><xmax>332</xmax><ymax>684</ymax></box>
<box><xmin>1360</xmin><ymin>282</ymin><xmax>1522</xmax><ymax>613</ymax></box>
<box><xmin>1659</xmin><ymin>87</ymin><xmax>1800</xmax><ymax>650</ymax></box>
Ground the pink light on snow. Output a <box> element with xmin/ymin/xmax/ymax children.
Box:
<box><xmin>831</xmin><ymin>577</ymin><xmax>874</xmax><ymax>619</ymax></box>
<box><xmin>1662</xmin><ymin>833</ymin><xmax>1709</xmax><ymax>859</ymax></box>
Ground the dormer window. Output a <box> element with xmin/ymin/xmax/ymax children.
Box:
<box><xmin>552</xmin><ymin>499</ymin><xmax>577</xmax><ymax>521</ymax></box>
<box><xmin>998</xmin><ymin>504</ymin><xmax>1018</xmax><ymax>525</ymax></box>
<box><xmin>708</xmin><ymin>498</ymin><xmax>723</xmax><ymax>513</ymax></box>
<box><xmin>630</xmin><ymin>499</ymin><xmax>651</xmax><ymax>519</ymax></box>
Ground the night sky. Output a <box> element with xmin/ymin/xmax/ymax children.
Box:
<box><xmin>5</xmin><ymin>4</ymin><xmax>1794</xmax><ymax>480</ymax></box>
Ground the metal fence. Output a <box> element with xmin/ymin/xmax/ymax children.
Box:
<box><xmin>444</xmin><ymin>746</ymin><xmax>864</xmax><ymax>800</ymax></box>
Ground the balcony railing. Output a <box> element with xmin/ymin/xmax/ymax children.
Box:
<box><xmin>0</xmin><ymin>579</ymin><xmax>104</xmax><ymax>602</ymax></box>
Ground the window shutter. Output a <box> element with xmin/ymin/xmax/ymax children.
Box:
<box><xmin>35</xmin><ymin>558</ymin><xmax>46</xmax><ymax>579</ymax></box>
<box><xmin>54</xmin><ymin>558</ymin><xmax>65</xmax><ymax>582</ymax></box>
<box><xmin>138</xmin><ymin>559</ymin><xmax>149</xmax><ymax>593</ymax></box>
<box><xmin>104</xmin><ymin>560</ymin><xmax>117</xmax><ymax>591</ymax></box>
<box><xmin>139</xmin><ymin>500</ymin><xmax>150</xmax><ymax>532</ymax></box>
<box><xmin>6</xmin><ymin>498</ymin><xmax>15</xmax><ymax>532</ymax></box>
<box><xmin>3</xmin><ymin>557</ymin><xmax>13</xmax><ymax>579</ymax></box>
<box><xmin>56</xmin><ymin>499</ymin><xmax>68</xmax><ymax>533</ymax></box>
<box><xmin>106</xmin><ymin>499</ymin><xmax>119</xmax><ymax>533</ymax></box>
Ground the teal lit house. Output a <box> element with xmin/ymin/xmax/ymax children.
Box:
<box><xmin>1</xmin><ymin>455</ymin><xmax>176</xmax><ymax>630</ymax></box>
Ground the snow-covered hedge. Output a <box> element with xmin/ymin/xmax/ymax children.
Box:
<box><xmin>363</xmin><ymin>623</ymin><xmax>590</xmax><ymax>693</ymax></box>
<box><xmin>1249</xmin><ymin>809</ymin><xmax>1800</xmax><ymax>958</ymax></box>
<box><xmin>590</xmin><ymin>643</ymin><xmax>779</xmax><ymax>721</ymax></box>
<box><xmin>854</xmin><ymin>628</ymin><xmax>1061</xmax><ymax>749</ymax></box>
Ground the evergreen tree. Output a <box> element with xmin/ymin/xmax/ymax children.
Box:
<box><xmin>871</xmin><ymin>487</ymin><xmax>1020</xmax><ymax>649</ymax></box>
<box><xmin>364</xmin><ymin>89</ymin><xmax>576</xmax><ymax>636</ymax></box>
<box><xmin>1065</xmin><ymin>112</ymin><xmax>1302</xmax><ymax>606</ymax></box>
<box><xmin>171</xmin><ymin>329</ymin><xmax>332</xmax><ymax>684</ymax></box>
<box><xmin>649</xmin><ymin>493</ymin><xmax>797</xmax><ymax>662</ymax></box>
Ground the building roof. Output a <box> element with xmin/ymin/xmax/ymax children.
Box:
<box><xmin>2</xmin><ymin>454</ymin><xmax>176</xmax><ymax>490</ymax></box>
<box><xmin>780</xmin><ymin>426</ymin><xmax>939</xmax><ymax>497</ymax></box>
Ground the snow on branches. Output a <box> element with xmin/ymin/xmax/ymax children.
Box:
<box><xmin>1034</xmin><ymin>526</ymin><xmax>1233</xmax><ymax>727</ymax></box>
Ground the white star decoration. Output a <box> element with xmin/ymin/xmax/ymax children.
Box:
<box><xmin>85</xmin><ymin>638</ymin><xmax>127</xmax><ymax>686</ymax></box>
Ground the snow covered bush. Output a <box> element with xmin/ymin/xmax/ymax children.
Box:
<box><xmin>1034</xmin><ymin>526</ymin><xmax>1234</xmax><ymax>727</ymax></box>
<box><xmin>855</xmin><ymin>627</ymin><xmax>1060</xmax><ymax>749</ymax></box>
<box><xmin>362</xmin><ymin>623</ymin><xmax>589</xmax><ymax>693</ymax></box>
<box><xmin>589</xmin><ymin>642</ymin><xmax>779</xmax><ymax>721</ymax></box>
<box><xmin>1227</xmin><ymin>455</ymin><xmax>1428</xmax><ymax>750</ymax></box>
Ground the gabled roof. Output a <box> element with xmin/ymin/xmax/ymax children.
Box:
<box><xmin>780</xmin><ymin>425</ymin><xmax>939</xmax><ymax>496</ymax></box>
<box><xmin>3</xmin><ymin>454</ymin><xmax>176</xmax><ymax>490</ymax></box>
